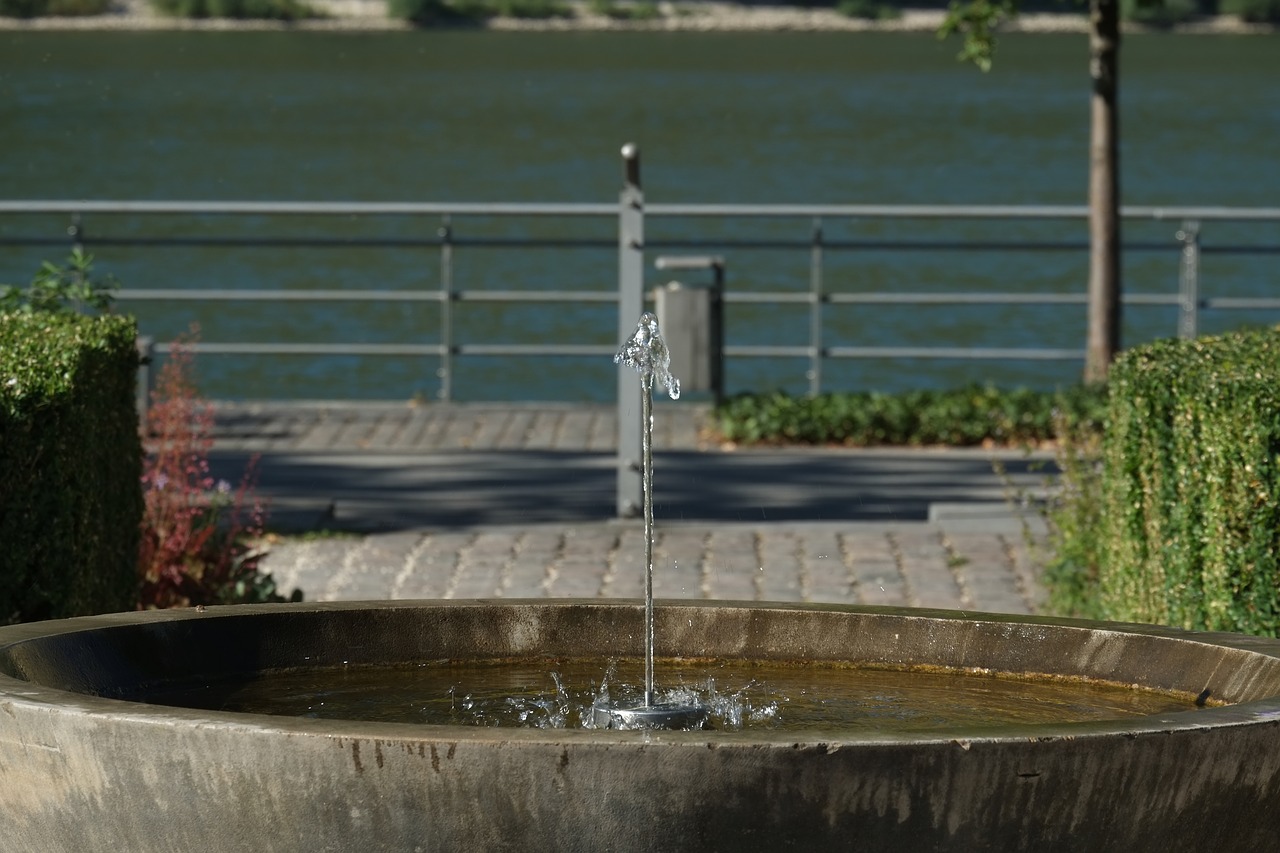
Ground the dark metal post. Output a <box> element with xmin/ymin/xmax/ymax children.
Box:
<box><xmin>1177</xmin><ymin>219</ymin><xmax>1200</xmax><ymax>340</ymax></box>
<box><xmin>617</xmin><ymin>144</ymin><xmax>644</xmax><ymax>518</ymax></box>
<box><xmin>809</xmin><ymin>216</ymin><xmax>824</xmax><ymax>398</ymax></box>
<box><xmin>135</xmin><ymin>336</ymin><xmax>154</xmax><ymax>427</ymax></box>
<box><xmin>438</xmin><ymin>215</ymin><xmax>453</xmax><ymax>401</ymax></box>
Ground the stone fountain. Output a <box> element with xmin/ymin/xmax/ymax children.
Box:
<box><xmin>4</xmin><ymin>314</ymin><xmax>1280</xmax><ymax>851</ymax></box>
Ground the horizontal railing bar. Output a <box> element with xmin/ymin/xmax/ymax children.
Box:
<box><xmin>118</xmin><ymin>289</ymin><xmax>617</xmax><ymax>303</ymax></box>
<box><xmin>0</xmin><ymin>201</ymin><xmax>618</xmax><ymax>217</ymax></box>
<box><xmin>1202</xmin><ymin>298</ymin><xmax>1280</xmax><ymax>310</ymax></box>
<box><xmin>724</xmin><ymin>344</ymin><xmax>1084</xmax><ymax>360</ymax></box>
<box><xmin>455</xmin><ymin>344</ymin><xmax>615</xmax><ymax>357</ymax></box>
<box><xmin>649</xmin><ymin>204</ymin><xmax>1280</xmax><ymax>222</ymax></box>
<box><xmin>824</xmin><ymin>346</ymin><xmax>1085</xmax><ymax>360</ymax></box>
<box><xmin>157</xmin><ymin>342</ymin><xmax>447</xmax><ymax>356</ymax></box>
<box><xmin>119</xmin><ymin>289</ymin><xmax>446</xmax><ymax>302</ymax></box>
<box><xmin>825</xmin><ymin>292</ymin><xmax>1087</xmax><ymax>305</ymax></box>
<box><xmin>454</xmin><ymin>291</ymin><xmax>616</xmax><ymax>303</ymax></box>
<box><xmin>1201</xmin><ymin>245</ymin><xmax>1280</xmax><ymax>255</ymax></box>
<box><xmin>4</xmin><ymin>201</ymin><xmax>1279</xmax><ymax>222</ymax></box>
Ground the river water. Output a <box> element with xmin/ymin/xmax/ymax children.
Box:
<box><xmin>1</xmin><ymin>30</ymin><xmax>1276</xmax><ymax>400</ymax></box>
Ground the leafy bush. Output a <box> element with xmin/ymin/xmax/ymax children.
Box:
<box><xmin>138</xmin><ymin>331</ymin><xmax>299</xmax><ymax>608</ymax></box>
<box><xmin>1121</xmin><ymin>0</ymin><xmax>1201</xmax><ymax>25</ymax></box>
<box><xmin>1037</xmin><ymin>421</ymin><xmax>1106</xmax><ymax>620</ymax></box>
<box><xmin>148</xmin><ymin>0</ymin><xmax>318</xmax><ymax>20</ymax></box>
<box><xmin>1</xmin><ymin>248</ymin><xmax>116</xmax><ymax>315</ymax></box>
<box><xmin>1220</xmin><ymin>0</ymin><xmax>1280</xmax><ymax>21</ymax></box>
<box><xmin>0</xmin><ymin>0</ymin><xmax>111</xmax><ymax>16</ymax></box>
<box><xmin>713</xmin><ymin>384</ymin><xmax>1108</xmax><ymax>448</ymax></box>
<box><xmin>389</xmin><ymin>0</ymin><xmax>570</xmax><ymax>23</ymax></box>
<box><xmin>588</xmin><ymin>0</ymin><xmax>661</xmax><ymax>19</ymax></box>
<box><xmin>0</xmin><ymin>311</ymin><xmax>142</xmax><ymax>623</ymax></box>
<box><xmin>1099</xmin><ymin>330</ymin><xmax>1280</xmax><ymax>635</ymax></box>
<box><xmin>837</xmin><ymin>0</ymin><xmax>902</xmax><ymax>20</ymax></box>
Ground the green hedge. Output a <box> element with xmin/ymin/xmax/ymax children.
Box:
<box><xmin>0</xmin><ymin>312</ymin><xmax>143</xmax><ymax>623</ymax></box>
<box><xmin>1100</xmin><ymin>329</ymin><xmax>1280</xmax><ymax>635</ymax></box>
<box><xmin>714</xmin><ymin>384</ymin><xmax>1108</xmax><ymax>447</ymax></box>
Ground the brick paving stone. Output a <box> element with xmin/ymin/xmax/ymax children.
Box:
<box><xmin>802</xmin><ymin>529</ymin><xmax>854</xmax><ymax>603</ymax></box>
<box><xmin>553</xmin><ymin>409</ymin><xmax>595</xmax><ymax>450</ymax></box>
<box><xmin>757</xmin><ymin>531</ymin><xmax>802</xmax><ymax>601</ymax></box>
<box><xmin>365</xmin><ymin>412</ymin><xmax>408</xmax><ymax>450</ymax></box>
<box><xmin>587</xmin><ymin>410</ymin><xmax>615</xmax><ymax>451</ymax></box>
<box><xmin>469</xmin><ymin>410</ymin><xmax>510</xmax><ymax>450</ymax></box>
<box><xmin>893</xmin><ymin>530</ymin><xmax>966</xmax><ymax>610</ymax></box>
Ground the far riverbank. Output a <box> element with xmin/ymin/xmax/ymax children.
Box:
<box><xmin>1</xmin><ymin>0</ymin><xmax>1276</xmax><ymax>33</ymax></box>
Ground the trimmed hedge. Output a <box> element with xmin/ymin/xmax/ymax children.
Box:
<box><xmin>714</xmin><ymin>384</ymin><xmax>1108</xmax><ymax>447</ymax></box>
<box><xmin>1100</xmin><ymin>329</ymin><xmax>1280</xmax><ymax>635</ymax></box>
<box><xmin>0</xmin><ymin>312</ymin><xmax>143</xmax><ymax>623</ymax></box>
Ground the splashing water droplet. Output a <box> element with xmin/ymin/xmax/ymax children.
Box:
<box><xmin>615</xmin><ymin>311</ymin><xmax>681</xmax><ymax>400</ymax></box>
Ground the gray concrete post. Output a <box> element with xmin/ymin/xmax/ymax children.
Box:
<box><xmin>1177</xmin><ymin>219</ymin><xmax>1200</xmax><ymax>340</ymax></box>
<box><xmin>617</xmin><ymin>144</ymin><xmax>644</xmax><ymax>518</ymax></box>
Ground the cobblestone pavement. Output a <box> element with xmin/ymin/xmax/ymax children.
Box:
<box><xmin>225</xmin><ymin>401</ymin><xmax>1056</xmax><ymax>616</ymax></box>
<box><xmin>261</xmin><ymin>521</ymin><xmax>1047</xmax><ymax>615</ymax></box>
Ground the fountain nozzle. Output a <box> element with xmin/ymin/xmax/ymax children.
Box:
<box><xmin>592</xmin><ymin>700</ymin><xmax>710</xmax><ymax>731</ymax></box>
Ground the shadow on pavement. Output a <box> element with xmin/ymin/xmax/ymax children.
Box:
<box><xmin>211</xmin><ymin>448</ymin><xmax>1058</xmax><ymax>532</ymax></box>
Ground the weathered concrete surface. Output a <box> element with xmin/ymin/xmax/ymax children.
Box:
<box><xmin>4</xmin><ymin>601</ymin><xmax>1280</xmax><ymax>852</ymax></box>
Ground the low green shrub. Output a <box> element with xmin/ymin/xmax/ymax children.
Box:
<box><xmin>0</xmin><ymin>311</ymin><xmax>143</xmax><ymax>623</ymax></box>
<box><xmin>0</xmin><ymin>0</ymin><xmax>111</xmax><ymax>16</ymax></box>
<box><xmin>390</xmin><ymin>0</ymin><xmax>570</xmax><ymax>22</ymax></box>
<box><xmin>713</xmin><ymin>384</ymin><xmax>1108</xmax><ymax>448</ymax></box>
<box><xmin>837</xmin><ymin>0</ymin><xmax>902</xmax><ymax>20</ymax></box>
<box><xmin>587</xmin><ymin>0</ymin><xmax>661</xmax><ymax>20</ymax></box>
<box><xmin>1220</xmin><ymin>0</ymin><xmax>1280</xmax><ymax>21</ymax></box>
<box><xmin>1121</xmin><ymin>0</ymin><xmax>1202</xmax><ymax>25</ymax></box>
<box><xmin>148</xmin><ymin>0</ymin><xmax>318</xmax><ymax>20</ymax></box>
<box><xmin>1099</xmin><ymin>329</ymin><xmax>1280</xmax><ymax>635</ymax></box>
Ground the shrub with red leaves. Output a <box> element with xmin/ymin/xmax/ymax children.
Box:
<box><xmin>137</xmin><ymin>330</ymin><xmax>292</xmax><ymax>608</ymax></box>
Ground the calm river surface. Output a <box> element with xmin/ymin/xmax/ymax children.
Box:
<box><xmin>1</xmin><ymin>30</ymin><xmax>1277</xmax><ymax>400</ymax></box>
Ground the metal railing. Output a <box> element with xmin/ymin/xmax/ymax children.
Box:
<box><xmin>3</xmin><ymin>198</ymin><xmax>1278</xmax><ymax>401</ymax></box>
<box><xmin>3</xmin><ymin>163</ymin><xmax>1280</xmax><ymax>515</ymax></box>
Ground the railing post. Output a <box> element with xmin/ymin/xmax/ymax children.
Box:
<box><xmin>1177</xmin><ymin>219</ymin><xmax>1200</xmax><ymax>340</ymax></box>
<box><xmin>438</xmin><ymin>215</ymin><xmax>453</xmax><ymax>401</ymax></box>
<box><xmin>617</xmin><ymin>143</ymin><xmax>644</xmax><ymax>519</ymax></box>
<box><xmin>68</xmin><ymin>212</ymin><xmax>83</xmax><ymax>253</ymax></box>
<box><xmin>808</xmin><ymin>216</ymin><xmax>824</xmax><ymax>398</ymax></box>
<box><xmin>135</xmin><ymin>336</ymin><xmax>154</xmax><ymax>427</ymax></box>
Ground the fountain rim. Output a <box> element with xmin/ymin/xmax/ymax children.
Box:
<box><xmin>4</xmin><ymin>598</ymin><xmax>1280</xmax><ymax>747</ymax></box>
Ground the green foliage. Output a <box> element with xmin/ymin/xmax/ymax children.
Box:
<box><xmin>937</xmin><ymin>0</ymin><xmax>1019</xmax><ymax>72</ymax></box>
<box><xmin>1221</xmin><ymin>0</ymin><xmax>1280</xmax><ymax>21</ymax></box>
<box><xmin>714</xmin><ymin>384</ymin><xmax>1108</xmax><ymax>448</ymax></box>
<box><xmin>1038</xmin><ymin>422</ymin><xmax>1107</xmax><ymax>620</ymax></box>
<box><xmin>1</xmin><ymin>249</ymin><xmax>116</xmax><ymax>316</ymax></box>
<box><xmin>0</xmin><ymin>311</ymin><xmax>143</xmax><ymax>623</ymax></box>
<box><xmin>390</xmin><ymin>0</ymin><xmax>570</xmax><ymax>22</ymax></box>
<box><xmin>0</xmin><ymin>0</ymin><xmax>110</xmax><ymax>15</ymax></box>
<box><xmin>588</xmin><ymin>0</ymin><xmax>661</xmax><ymax>19</ymax></box>
<box><xmin>1099</xmin><ymin>329</ymin><xmax>1280</xmax><ymax>635</ymax></box>
<box><xmin>1121</xmin><ymin>0</ymin><xmax>1200</xmax><ymax>25</ymax></box>
<box><xmin>149</xmin><ymin>0</ymin><xmax>318</xmax><ymax>20</ymax></box>
<box><xmin>837</xmin><ymin>0</ymin><xmax>902</xmax><ymax>19</ymax></box>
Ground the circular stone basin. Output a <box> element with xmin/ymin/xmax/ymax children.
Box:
<box><xmin>4</xmin><ymin>600</ymin><xmax>1280</xmax><ymax>852</ymax></box>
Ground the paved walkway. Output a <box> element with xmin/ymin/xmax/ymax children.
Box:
<box><xmin>211</xmin><ymin>401</ymin><xmax>1057</xmax><ymax>616</ymax></box>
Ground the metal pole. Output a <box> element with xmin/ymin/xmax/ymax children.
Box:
<box><xmin>438</xmin><ymin>215</ymin><xmax>453</xmax><ymax>401</ymax></box>
<box><xmin>1177</xmin><ymin>219</ymin><xmax>1200</xmax><ymax>340</ymax></box>
<box><xmin>809</xmin><ymin>216</ymin><xmax>824</xmax><ymax>398</ymax></box>
<box><xmin>617</xmin><ymin>144</ymin><xmax>644</xmax><ymax>518</ymax></box>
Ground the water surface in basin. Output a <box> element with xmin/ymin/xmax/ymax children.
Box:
<box><xmin>142</xmin><ymin>657</ymin><xmax>1204</xmax><ymax>732</ymax></box>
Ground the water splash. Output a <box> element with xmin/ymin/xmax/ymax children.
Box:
<box><xmin>615</xmin><ymin>312</ymin><xmax>681</xmax><ymax>400</ymax></box>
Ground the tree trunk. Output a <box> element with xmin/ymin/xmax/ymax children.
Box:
<box><xmin>1086</xmin><ymin>0</ymin><xmax>1122</xmax><ymax>384</ymax></box>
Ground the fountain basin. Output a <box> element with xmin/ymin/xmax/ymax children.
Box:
<box><xmin>3</xmin><ymin>600</ymin><xmax>1280</xmax><ymax>852</ymax></box>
